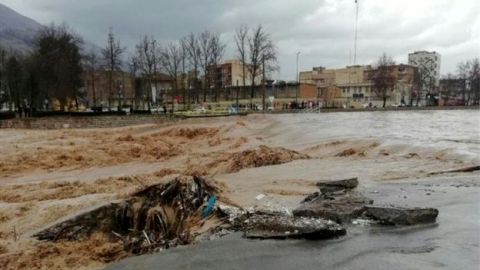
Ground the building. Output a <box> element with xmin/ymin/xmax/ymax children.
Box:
<box><xmin>408</xmin><ymin>51</ymin><xmax>441</xmax><ymax>86</ymax></box>
<box><xmin>408</xmin><ymin>51</ymin><xmax>441</xmax><ymax>105</ymax></box>
<box><xmin>439</xmin><ymin>78</ymin><xmax>467</xmax><ymax>106</ymax></box>
<box><xmin>82</xmin><ymin>70</ymin><xmax>135</xmax><ymax>109</ymax></box>
<box><xmin>82</xmin><ymin>71</ymin><xmax>177</xmax><ymax>109</ymax></box>
<box><xmin>300</xmin><ymin>64</ymin><xmax>417</xmax><ymax>108</ymax></box>
<box><xmin>210</xmin><ymin>59</ymin><xmax>262</xmax><ymax>88</ymax></box>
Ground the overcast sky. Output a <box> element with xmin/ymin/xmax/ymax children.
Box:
<box><xmin>1</xmin><ymin>0</ymin><xmax>479</xmax><ymax>79</ymax></box>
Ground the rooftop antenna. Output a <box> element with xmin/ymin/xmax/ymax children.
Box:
<box><xmin>353</xmin><ymin>0</ymin><xmax>359</xmax><ymax>65</ymax></box>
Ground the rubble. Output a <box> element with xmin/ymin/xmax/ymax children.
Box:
<box><xmin>294</xmin><ymin>177</ymin><xmax>439</xmax><ymax>226</ymax></box>
<box><xmin>243</xmin><ymin>214</ymin><xmax>346</xmax><ymax>240</ymax></box>
<box><xmin>316</xmin><ymin>177</ymin><xmax>359</xmax><ymax>193</ymax></box>
<box><xmin>293</xmin><ymin>192</ymin><xmax>373</xmax><ymax>223</ymax></box>
<box><xmin>364</xmin><ymin>206</ymin><xmax>439</xmax><ymax>226</ymax></box>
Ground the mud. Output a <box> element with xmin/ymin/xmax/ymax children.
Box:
<box><xmin>216</xmin><ymin>145</ymin><xmax>310</xmax><ymax>173</ymax></box>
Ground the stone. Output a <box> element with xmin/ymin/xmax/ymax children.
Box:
<box><xmin>244</xmin><ymin>214</ymin><xmax>346</xmax><ymax>240</ymax></box>
<box><xmin>364</xmin><ymin>206</ymin><xmax>439</xmax><ymax>225</ymax></box>
<box><xmin>293</xmin><ymin>193</ymin><xmax>373</xmax><ymax>223</ymax></box>
<box><xmin>316</xmin><ymin>177</ymin><xmax>359</xmax><ymax>193</ymax></box>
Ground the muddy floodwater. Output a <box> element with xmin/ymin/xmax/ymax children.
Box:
<box><xmin>0</xmin><ymin>110</ymin><xmax>478</xmax><ymax>270</ymax></box>
<box><xmin>107</xmin><ymin>110</ymin><xmax>480</xmax><ymax>270</ymax></box>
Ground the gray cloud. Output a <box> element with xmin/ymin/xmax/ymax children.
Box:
<box><xmin>1</xmin><ymin>0</ymin><xmax>478</xmax><ymax>79</ymax></box>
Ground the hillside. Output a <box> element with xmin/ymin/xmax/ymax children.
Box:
<box><xmin>0</xmin><ymin>3</ymin><xmax>43</xmax><ymax>51</ymax></box>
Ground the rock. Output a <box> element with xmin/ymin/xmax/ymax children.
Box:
<box><xmin>364</xmin><ymin>206</ymin><xmax>438</xmax><ymax>225</ymax></box>
<box><xmin>244</xmin><ymin>214</ymin><xmax>346</xmax><ymax>240</ymax></box>
<box><xmin>293</xmin><ymin>193</ymin><xmax>373</xmax><ymax>223</ymax></box>
<box><xmin>316</xmin><ymin>177</ymin><xmax>359</xmax><ymax>193</ymax></box>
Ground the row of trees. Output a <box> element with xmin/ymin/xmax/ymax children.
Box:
<box><xmin>440</xmin><ymin>59</ymin><xmax>480</xmax><ymax>106</ymax></box>
<box><xmin>0</xmin><ymin>24</ymin><xmax>278</xmax><ymax>112</ymax></box>
<box><xmin>0</xmin><ymin>24</ymin><xmax>83</xmax><ymax>111</ymax></box>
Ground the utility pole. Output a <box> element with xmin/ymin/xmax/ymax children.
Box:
<box><xmin>353</xmin><ymin>0</ymin><xmax>359</xmax><ymax>65</ymax></box>
<box><xmin>296</xmin><ymin>51</ymin><xmax>301</xmax><ymax>103</ymax></box>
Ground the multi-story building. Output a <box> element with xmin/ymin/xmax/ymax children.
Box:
<box><xmin>210</xmin><ymin>59</ymin><xmax>262</xmax><ymax>88</ymax></box>
<box><xmin>408</xmin><ymin>51</ymin><xmax>441</xmax><ymax>105</ymax></box>
<box><xmin>300</xmin><ymin>64</ymin><xmax>417</xmax><ymax>108</ymax></box>
<box><xmin>408</xmin><ymin>51</ymin><xmax>441</xmax><ymax>86</ymax></box>
<box><xmin>82</xmin><ymin>71</ymin><xmax>176</xmax><ymax>109</ymax></box>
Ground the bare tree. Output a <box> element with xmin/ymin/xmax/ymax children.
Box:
<box><xmin>135</xmin><ymin>35</ymin><xmax>160</xmax><ymax>108</ymax></box>
<box><xmin>199</xmin><ymin>31</ymin><xmax>213</xmax><ymax>102</ymax></box>
<box><xmin>127</xmin><ymin>54</ymin><xmax>141</xmax><ymax>108</ymax></box>
<box><xmin>468</xmin><ymin>58</ymin><xmax>480</xmax><ymax>105</ymax></box>
<box><xmin>209</xmin><ymin>33</ymin><xmax>226</xmax><ymax>102</ymax></box>
<box><xmin>185</xmin><ymin>33</ymin><xmax>201</xmax><ymax>103</ymax></box>
<box><xmin>180</xmin><ymin>38</ymin><xmax>188</xmax><ymax>109</ymax></box>
<box><xmin>370</xmin><ymin>53</ymin><xmax>396</xmax><ymax>108</ymax></box>
<box><xmin>160</xmin><ymin>42</ymin><xmax>182</xmax><ymax>112</ymax></box>
<box><xmin>235</xmin><ymin>25</ymin><xmax>248</xmax><ymax>101</ymax></box>
<box><xmin>83</xmin><ymin>48</ymin><xmax>99</xmax><ymax>107</ymax></box>
<box><xmin>101</xmin><ymin>28</ymin><xmax>125</xmax><ymax>108</ymax></box>
<box><xmin>247</xmin><ymin>25</ymin><xmax>277</xmax><ymax>109</ymax></box>
<box><xmin>457</xmin><ymin>61</ymin><xmax>470</xmax><ymax>105</ymax></box>
<box><xmin>439</xmin><ymin>74</ymin><xmax>458</xmax><ymax>105</ymax></box>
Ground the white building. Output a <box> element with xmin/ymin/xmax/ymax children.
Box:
<box><xmin>408</xmin><ymin>51</ymin><xmax>441</xmax><ymax>105</ymax></box>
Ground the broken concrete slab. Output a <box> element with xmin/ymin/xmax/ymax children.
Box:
<box><xmin>364</xmin><ymin>206</ymin><xmax>439</xmax><ymax>226</ymax></box>
<box><xmin>293</xmin><ymin>193</ymin><xmax>373</xmax><ymax>223</ymax></box>
<box><xmin>244</xmin><ymin>214</ymin><xmax>346</xmax><ymax>240</ymax></box>
<box><xmin>316</xmin><ymin>177</ymin><xmax>359</xmax><ymax>194</ymax></box>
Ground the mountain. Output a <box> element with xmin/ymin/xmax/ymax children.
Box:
<box><xmin>0</xmin><ymin>3</ymin><xmax>101</xmax><ymax>54</ymax></box>
<box><xmin>0</xmin><ymin>3</ymin><xmax>43</xmax><ymax>52</ymax></box>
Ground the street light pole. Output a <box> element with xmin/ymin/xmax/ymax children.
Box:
<box><xmin>296</xmin><ymin>51</ymin><xmax>301</xmax><ymax>103</ymax></box>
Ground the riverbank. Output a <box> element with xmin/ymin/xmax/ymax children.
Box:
<box><xmin>106</xmin><ymin>173</ymin><xmax>480</xmax><ymax>270</ymax></box>
<box><xmin>0</xmin><ymin>110</ymin><xmax>478</xmax><ymax>269</ymax></box>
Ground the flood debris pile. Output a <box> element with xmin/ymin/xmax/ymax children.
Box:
<box><xmin>222</xmin><ymin>145</ymin><xmax>310</xmax><ymax>173</ymax></box>
<box><xmin>35</xmin><ymin>176</ymin><xmax>221</xmax><ymax>255</ymax></box>
<box><xmin>293</xmin><ymin>177</ymin><xmax>439</xmax><ymax>226</ymax></box>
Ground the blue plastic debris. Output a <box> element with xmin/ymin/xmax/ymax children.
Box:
<box><xmin>202</xmin><ymin>196</ymin><xmax>217</xmax><ymax>218</ymax></box>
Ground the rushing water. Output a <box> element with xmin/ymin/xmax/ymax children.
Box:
<box><xmin>264</xmin><ymin>110</ymin><xmax>480</xmax><ymax>159</ymax></box>
<box><xmin>107</xmin><ymin>110</ymin><xmax>480</xmax><ymax>270</ymax></box>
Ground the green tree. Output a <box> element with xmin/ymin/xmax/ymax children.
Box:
<box><xmin>35</xmin><ymin>24</ymin><xmax>83</xmax><ymax>111</ymax></box>
<box><xmin>5</xmin><ymin>55</ymin><xmax>23</xmax><ymax>111</ymax></box>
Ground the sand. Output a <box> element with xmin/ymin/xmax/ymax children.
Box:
<box><xmin>0</xmin><ymin>113</ymin><xmax>478</xmax><ymax>269</ymax></box>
